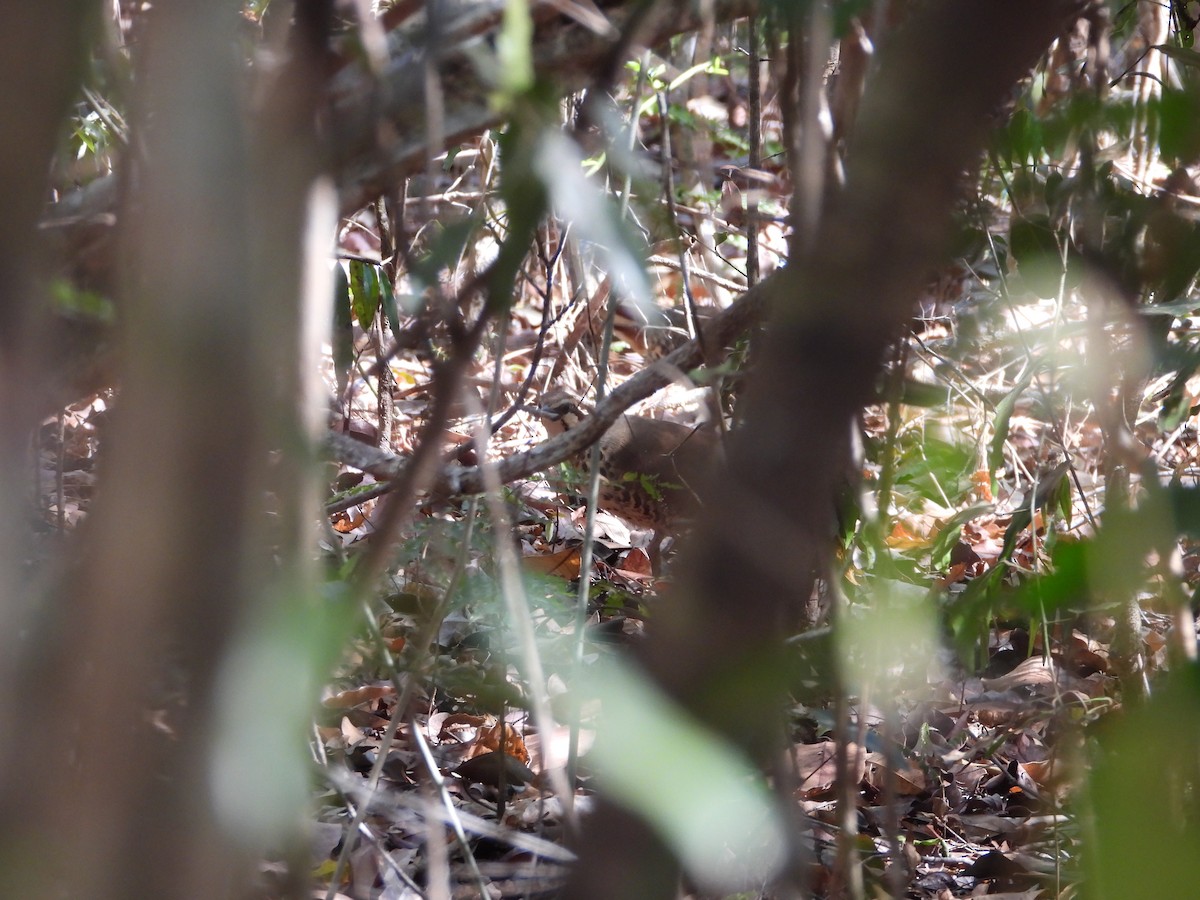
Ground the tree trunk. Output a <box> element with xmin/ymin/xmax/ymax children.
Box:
<box><xmin>0</xmin><ymin>1</ymin><xmax>331</xmax><ymax>895</ymax></box>
<box><xmin>561</xmin><ymin>2</ymin><xmax>1086</xmax><ymax>896</ymax></box>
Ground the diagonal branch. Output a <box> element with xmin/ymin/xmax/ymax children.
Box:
<box><xmin>325</xmin><ymin>273</ymin><xmax>771</xmax><ymax>494</ymax></box>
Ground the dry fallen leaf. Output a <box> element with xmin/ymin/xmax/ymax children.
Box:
<box><xmin>886</xmin><ymin>520</ymin><xmax>928</xmax><ymax>551</ymax></box>
<box><xmin>471</xmin><ymin>720</ymin><xmax>530</xmax><ymax>765</ymax></box>
<box><xmin>323</xmin><ymin>684</ymin><xmax>395</xmax><ymax>709</ymax></box>
<box><xmin>980</xmin><ymin>655</ymin><xmax>1056</xmax><ymax>692</ymax></box>
<box><xmin>864</xmin><ymin>751</ymin><xmax>927</xmax><ymax>796</ymax></box>
<box><xmin>523</xmin><ymin>545</ymin><xmax>583</xmax><ymax>580</ymax></box>
<box><xmin>791</xmin><ymin>741</ymin><xmax>865</xmax><ymax>798</ymax></box>
<box><xmin>620</xmin><ymin>546</ymin><xmax>653</xmax><ymax>576</ymax></box>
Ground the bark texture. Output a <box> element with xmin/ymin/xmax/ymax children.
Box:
<box><xmin>0</xmin><ymin>1</ymin><xmax>331</xmax><ymax>895</ymax></box>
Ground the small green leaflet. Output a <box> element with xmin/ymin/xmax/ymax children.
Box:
<box><xmin>348</xmin><ymin>259</ymin><xmax>381</xmax><ymax>326</ymax></box>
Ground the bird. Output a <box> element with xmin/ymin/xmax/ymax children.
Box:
<box><xmin>533</xmin><ymin>389</ymin><xmax>722</xmax><ymax>533</ymax></box>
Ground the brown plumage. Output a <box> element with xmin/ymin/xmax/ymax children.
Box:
<box><xmin>534</xmin><ymin>390</ymin><xmax>721</xmax><ymax>530</ymax></box>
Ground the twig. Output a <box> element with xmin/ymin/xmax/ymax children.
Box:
<box><xmin>324</xmin><ymin>273</ymin><xmax>773</xmax><ymax>497</ymax></box>
<box><xmin>465</xmin><ymin>392</ymin><xmax>580</xmax><ymax>832</ymax></box>
<box><xmin>746</xmin><ymin>12</ymin><xmax>761</xmax><ymax>287</ymax></box>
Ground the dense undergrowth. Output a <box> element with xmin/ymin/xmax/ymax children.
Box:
<box><xmin>23</xmin><ymin>2</ymin><xmax>1200</xmax><ymax>898</ymax></box>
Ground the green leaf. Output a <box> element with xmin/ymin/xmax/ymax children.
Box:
<box><xmin>929</xmin><ymin>503</ymin><xmax>995</xmax><ymax>567</ymax></box>
<box><xmin>1136</xmin><ymin>297</ymin><xmax>1200</xmax><ymax>317</ymax></box>
<box><xmin>348</xmin><ymin>259</ymin><xmax>381</xmax><ymax>326</ymax></box>
<box><xmin>944</xmin><ymin>565</ymin><xmax>1006</xmax><ymax>667</ymax></box>
<box><xmin>496</xmin><ymin>0</ymin><xmax>533</xmax><ymax>99</ymax></box>
<box><xmin>1056</xmin><ymin>470</ymin><xmax>1072</xmax><ymax>526</ymax></box>
<box><xmin>1168</xmin><ymin>485</ymin><xmax>1200</xmax><ymax>536</ymax></box>
<box><xmin>892</xmin><ymin>378</ymin><xmax>950</xmax><ymax>408</ymax></box>
<box><xmin>49</xmin><ymin>277</ymin><xmax>115</xmax><ymax>324</ymax></box>
<box><xmin>1004</xmin><ymin>107</ymin><xmax>1044</xmax><ymax>163</ymax></box>
<box><xmin>1086</xmin><ymin>666</ymin><xmax>1200</xmax><ymax>900</ymax></box>
<box><xmin>1153</xmin><ymin>42</ymin><xmax>1200</xmax><ymax>67</ymax></box>
<box><xmin>585</xmin><ymin>658</ymin><xmax>788</xmax><ymax>892</ymax></box>
<box><xmin>533</xmin><ymin>130</ymin><xmax>652</xmax><ymax>309</ymax></box>
<box><xmin>210</xmin><ymin>581</ymin><xmax>357</xmax><ymax>845</ymax></box>
<box><xmin>491</xmin><ymin>101</ymin><xmax>554</xmax><ymax>310</ymax></box>
<box><xmin>1010</xmin><ymin>500</ymin><xmax>1169</xmax><ymax>621</ymax></box>
<box><xmin>379</xmin><ymin>271</ymin><xmax>401</xmax><ymax>332</ymax></box>
<box><xmin>1000</xmin><ymin>461</ymin><xmax>1070</xmax><ymax>559</ymax></box>
<box><xmin>1157</xmin><ymin>87</ymin><xmax>1200</xmax><ymax>163</ymax></box>
<box><xmin>1011</xmin><ymin>539</ymin><xmax>1091</xmax><ymax>617</ymax></box>
<box><xmin>894</xmin><ymin>437</ymin><xmax>974</xmax><ymax>503</ymax></box>
<box><xmin>987</xmin><ymin>368</ymin><xmax>1034</xmax><ymax>492</ymax></box>
<box><xmin>332</xmin><ymin>264</ymin><xmax>353</xmax><ymax>398</ymax></box>
<box><xmin>838</xmin><ymin>579</ymin><xmax>939</xmax><ymax>693</ymax></box>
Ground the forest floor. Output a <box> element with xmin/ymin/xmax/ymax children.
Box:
<box><xmin>39</xmin><ymin>250</ymin><xmax>1200</xmax><ymax>898</ymax></box>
